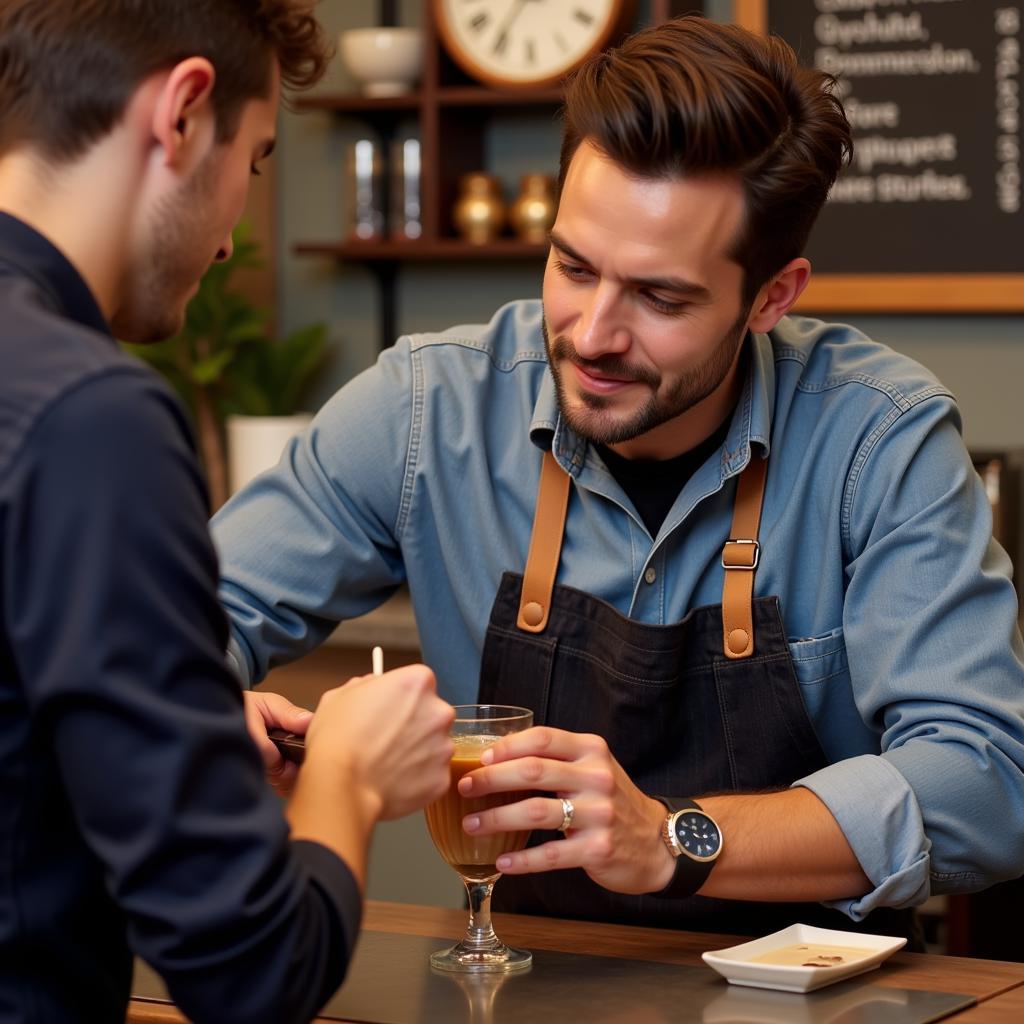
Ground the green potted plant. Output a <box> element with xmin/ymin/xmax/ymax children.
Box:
<box><xmin>124</xmin><ymin>222</ymin><xmax>328</xmax><ymax>509</ymax></box>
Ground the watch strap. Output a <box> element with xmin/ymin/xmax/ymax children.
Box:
<box><xmin>658</xmin><ymin>796</ymin><xmax>705</xmax><ymax>814</ymax></box>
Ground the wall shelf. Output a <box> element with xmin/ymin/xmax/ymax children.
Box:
<box><xmin>292</xmin><ymin>1</ymin><xmax>701</xmax><ymax>348</ymax></box>
<box><xmin>294</xmin><ymin>240</ymin><xmax>547</xmax><ymax>261</ymax></box>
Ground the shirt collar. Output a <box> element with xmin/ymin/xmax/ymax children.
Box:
<box><xmin>529</xmin><ymin>370</ymin><xmax>589</xmax><ymax>473</ymax></box>
<box><xmin>529</xmin><ymin>327</ymin><xmax>778</xmax><ymax>478</ymax></box>
<box><xmin>721</xmin><ymin>329</ymin><xmax>775</xmax><ymax>475</ymax></box>
<box><xmin>0</xmin><ymin>210</ymin><xmax>112</xmax><ymax>338</ymax></box>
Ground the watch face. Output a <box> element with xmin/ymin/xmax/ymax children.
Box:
<box><xmin>435</xmin><ymin>0</ymin><xmax>625</xmax><ymax>88</ymax></box>
<box><xmin>673</xmin><ymin>811</ymin><xmax>721</xmax><ymax>861</ymax></box>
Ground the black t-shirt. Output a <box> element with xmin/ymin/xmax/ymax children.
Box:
<box><xmin>596</xmin><ymin>417</ymin><xmax>732</xmax><ymax>537</ymax></box>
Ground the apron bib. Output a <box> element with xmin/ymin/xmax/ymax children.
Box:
<box><xmin>478</xmin><ymin>449</ymin><xmax>918</xmax><ymax>942</ymax></box>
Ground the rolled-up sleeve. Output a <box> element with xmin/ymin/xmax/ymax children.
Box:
<box><xmin>797</xmin><ymin>756</ymin><xmax>931</xmax><ymax>918</ymax></box>
<box><xmin>794</xmin><ymin>391</ymin><xmax>1024</xmax><ymax>917</ymax></box>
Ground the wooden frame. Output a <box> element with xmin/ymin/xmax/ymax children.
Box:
<box><xmin>732</xmin><ymin>0</ymin><xmax>1024</xmax><ymax>312</ymax></box>
<box><xmin>431</xmin><ymin>0</ymin><xmax>634</xmax><ymax>90</ymax></box>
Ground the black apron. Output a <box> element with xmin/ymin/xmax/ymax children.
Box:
<box><xmin>479</xmin><ymin>448</ymin><xmax>918</xmax><ymax>943</ymax></box>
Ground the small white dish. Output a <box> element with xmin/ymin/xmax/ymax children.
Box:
<box><xmin>701</xmin><ymin>923</ymin><xmax>907</xmax><ymax>993</ymax></box>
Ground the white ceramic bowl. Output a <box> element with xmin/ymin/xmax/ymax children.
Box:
<box><xmin>339</xmin><ymin>27</ymin><xmax>423</xmax><ymax>97</ymax></box>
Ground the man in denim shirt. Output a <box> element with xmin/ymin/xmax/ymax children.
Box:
<box><xmin>215</xmin><ymin>17</ymin><xmax>1024</xmax><ymax>935</ymax></box>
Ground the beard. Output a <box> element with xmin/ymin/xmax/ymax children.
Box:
<box><xmin>110</xmin><ymin>153</ymin><xmax>219</xmax><ymax>344</ymax></box>
<box><xmin>542</xmin><ymin>305</ymin><xmax>750</xmax><ymax>446</ymax></box>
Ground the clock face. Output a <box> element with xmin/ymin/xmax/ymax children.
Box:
<box><xmin>435</xmin><ymin>0</ymin><xmax>627</xmax><ymax>89</ymax></box>
<box><xmin>673</xmin><ymin>811</ymin><xmax>721</xmax><ymax>861</ymax></box>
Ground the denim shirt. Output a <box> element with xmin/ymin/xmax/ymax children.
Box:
<box><xmin>213</xmin><ymin>299</ymin><xmax>1024</xmax><ymax>921</ymax></box>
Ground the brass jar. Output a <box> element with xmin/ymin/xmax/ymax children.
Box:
<box><xmin>510</xmin><ymin>173</ymin><xmax>556</xmax><ymax>244</ymax></box>
<box><xmin>453</xmin><ymin>172</ymin><xmax>505</xmax><ymax>244</ymax></box>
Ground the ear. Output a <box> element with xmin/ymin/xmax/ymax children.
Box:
<box><xmin>149</xmin><ymin>57</ymin><xmax>217</xmax><ymax>171</ymax></box>
<box><xmin>746</xmin><ymin>257</ymin><xmax>811</xmax><ymax>333</ymax></box>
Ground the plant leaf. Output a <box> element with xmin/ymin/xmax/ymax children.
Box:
<box><xmin>191</xmin><ymin>349</ymin><xmax>237</xmax><ymax>385</ymax></box>
<box><xmin>275</xmin><ymin>325</ymin><xmax>329</xmax><ymax>414</ymax></box>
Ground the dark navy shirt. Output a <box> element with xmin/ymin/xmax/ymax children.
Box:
<box><xmin>0</xmin><ymin>211</ymin><xmax>360</xmax><ymax>1024</ymax></box>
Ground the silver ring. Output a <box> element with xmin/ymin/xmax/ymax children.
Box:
<box><xmin>557</xmin><ymin>797</ymin><xmax>575</xmax><ymax>833</ymax></box>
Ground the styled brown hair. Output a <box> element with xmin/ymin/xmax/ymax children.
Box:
<box><xmin>0</xmin><ymin>0</ymin><xmax>331</xmax><ymax>162</ymax></box>
<box><xmin>559</xmin><ymin>15</ymin><xmax>853</xmax><ymax>305</ymax></box>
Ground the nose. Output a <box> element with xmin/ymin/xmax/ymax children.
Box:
<box><xmin>214</xmin><ymin>233</ymin><xmax>234</xmax><ymax>264</ymax></box>
<box><xmin>572</xmin><ymin>282</ymin><xmax>631</xmax><ymax>361</ymax></box>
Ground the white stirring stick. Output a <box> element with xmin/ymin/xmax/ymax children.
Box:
<box><xmin>372</xmin><ymin>645</ymin><xmax>384</xmax><ymax>677</ymax></box>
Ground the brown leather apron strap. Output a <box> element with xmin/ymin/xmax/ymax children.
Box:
<box><xmin>721</xmin><ymin>454</ymin><xmax>768</xmax><ymax>660</ymax></box>
<box><xmin>518</xmin><ymin>448</ymin><xmax>767</xmax><ymax>651</ymax></box>
<box><xmin>517</xmin><ymin>450</ymin><xmax>571</xmax><ymax>633</ymax></box>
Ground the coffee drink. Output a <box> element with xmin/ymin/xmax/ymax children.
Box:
<box><xmin>425</xmin><ymin>735</ymin><xmax>531</xmax><ymax>881</ymax></box>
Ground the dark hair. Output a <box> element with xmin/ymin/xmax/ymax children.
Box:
<box><xmin>559</xmin><ymin>15</ymin><xmax>853</xmax><ymax>305</ymax></box>
<box><xmin>0</xmin><ymin>0</ymin><xmax>331</xmax><ymax>162</ymax></box>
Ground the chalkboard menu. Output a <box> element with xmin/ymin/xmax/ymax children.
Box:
<box><xmin>733</xmin><ymin>0</ymin><xmax>1023</xmax><ymax>311</ymax></box>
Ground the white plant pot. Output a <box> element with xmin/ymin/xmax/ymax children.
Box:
<box><xmin>227</xmin><ymin>413</ymin><xmax>313</xmax><ymax>495</ymax></box>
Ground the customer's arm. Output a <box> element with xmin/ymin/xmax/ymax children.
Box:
<box><xmin>288</xmin><ymin>668</ymin><xmax>453</xmax><ymax>886</ymax></box>
<box><xmin>9</xmin><ymin>370</ymin><xmax>418</xmax><ymax>1024</ymax></box>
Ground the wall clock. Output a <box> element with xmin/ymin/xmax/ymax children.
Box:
<box><xmin>433</xmin><ymin>0</ymin><xmax>633</xmax><ymax>89</ymax></box>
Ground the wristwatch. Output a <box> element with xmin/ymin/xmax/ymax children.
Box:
<box><xmin>653</xmin><ymin>797</ymin><xmax>723</xmax><ymax>899</ymax></box>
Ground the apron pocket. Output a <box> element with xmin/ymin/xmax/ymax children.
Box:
<box><xmin>713</xmin><ymin>652</ymin><xmax>827</xmax><ymax>790</ymax></box>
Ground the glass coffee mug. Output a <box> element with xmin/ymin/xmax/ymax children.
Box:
<box><xmin>424</xmin><ymin>704</ymin><xmax>534</xmax><ymax>972</ymax></box>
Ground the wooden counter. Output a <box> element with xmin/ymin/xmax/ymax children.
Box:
<box><xmin>129</xmin><ymin>900</ymin><xmax>1024</xmax><ymax>1023</ymax></box>
<box><xmin>951</xmin><ymin>984</ymin><xmax>1024</xmax><ymax>1023</ymax></box>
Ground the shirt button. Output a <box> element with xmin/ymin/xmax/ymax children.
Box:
<box><xmin>644</xmin><ymin>567</ymin><xmax>657</xmax><ymax>585</ymax></box>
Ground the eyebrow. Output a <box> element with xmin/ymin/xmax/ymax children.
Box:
<box><xmin>548</xmin><ymin>230</ymin><xmax>713</xmax><ymax>302</ymax></box>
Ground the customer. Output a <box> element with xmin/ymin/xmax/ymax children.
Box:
<box><xmin>216</xmin><ymin>15</ymin><xmax>1024</xmax><ymax>941</ymax></box>
<box><xmin>0</xmin><ymin>3</ymin><xmax>453</xmax><ymax>1023</ymax></box>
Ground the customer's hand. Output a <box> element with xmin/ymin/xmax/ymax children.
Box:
<box><xmin>243</xmin><ymin>690</ymin><xmax>313</xmax><ymax>796</ymax></box>
<box><xmin>304</xmin><ymin>664</ymin><xmax>455</xmax><ymax>821</ymax></box>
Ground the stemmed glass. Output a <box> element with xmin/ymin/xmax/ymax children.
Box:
<box><xmin>424</xmin><ymin>704</ymin><xmax>534</xmax><ymax>972</ymax></box>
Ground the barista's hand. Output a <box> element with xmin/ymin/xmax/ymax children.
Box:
<box><xmin>243</xmin><ymin>689</ymin><xmax>313</xmax><ymax>796</ymax></box>
<box><xmin>458</xmin><ymin>727</ymin><xmax>675</xmax><ymax>895</ymax></box>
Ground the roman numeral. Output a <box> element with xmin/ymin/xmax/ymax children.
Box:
<box><xmin>525</xmin><ymin>39</ymin><xmax>535</xmax><ymax>64</ymax></box>
<box><xmin>573</xmin><ymin>8</ymin><xmax>594</xmax><ymax>26</ymax></box>
<box><xmin>469</xmin><ymin>12</ymin><xmax>488</xmax><ymax>33</ymax></box>
<box><xmin>494</xmin><ymin>30</ymin><xmax>508</xmax><ymax>55</ymax></box>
